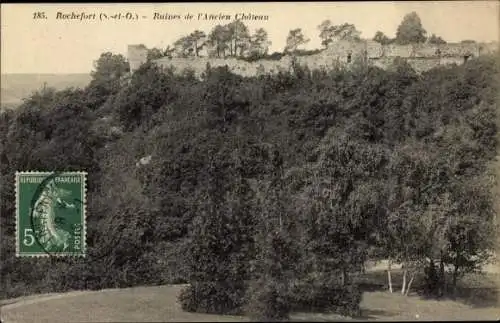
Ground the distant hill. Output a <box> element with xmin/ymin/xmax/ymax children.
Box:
<box><xmin>1</xmin><ymin>73</ymin><xmax>92</xmax><ymax>109</ymax></box>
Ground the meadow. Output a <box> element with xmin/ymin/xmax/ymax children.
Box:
<box><xmin>2</xmin><ymin>267</ymin><xmax>498</xmax><ymax>322</ymax></box>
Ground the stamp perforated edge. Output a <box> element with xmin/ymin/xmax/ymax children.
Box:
<box><xmin>15</xmin><ymin>171</ymin><xmax>87</xmax><ymax>258</ymax></box>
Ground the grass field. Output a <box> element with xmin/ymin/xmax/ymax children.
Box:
<box><xmin>0</xmin><ymin>73</ymin><xmax>91</xmax><ymax>108</ymax></box>
<box><xmin>2</xmin><ymin>269</ymin><xmax>499</xmax><ymax>322</ymax></box>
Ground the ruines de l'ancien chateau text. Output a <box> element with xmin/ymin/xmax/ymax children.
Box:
<box><xmin>153</xmin><ymin>12</ymin><xmax>269</xmax><ymax>21</ymax></box>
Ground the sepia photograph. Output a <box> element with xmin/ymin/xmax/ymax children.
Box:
<box><xmin>1</xmin><ymin>1</ymin><xmax>499</xmax><ymax>322</ymax></box>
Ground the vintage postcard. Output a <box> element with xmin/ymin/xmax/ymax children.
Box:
<box><xmin>1</xmin><ymin>2</ymin><xmax>499</xmax><ymax>322</ymax></box>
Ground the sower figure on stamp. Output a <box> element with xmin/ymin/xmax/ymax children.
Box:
<box><xmin>32</xmin><ymin>179</ymin><xmax>76</xmax><ymax>252</ymax></box>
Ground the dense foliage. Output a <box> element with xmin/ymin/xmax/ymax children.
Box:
<box><xmin>1</xmin><ymin>52</ymin><xmax>498</xmax><ymax>319</ymax></box>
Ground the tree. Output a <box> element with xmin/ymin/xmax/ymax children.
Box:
<box><xmin>427</xmin><ymin>34</ymin><xmax>447</xmax><ymax>45</ymax></box>
<box><xmin>179</xmin><ymin>159</ymin><xmax>247</xmax><ymax>314</ymax></box>
<box><xmin>207</xmin><ymin>25</ymin><xmax>231</xmax><ymax>58</ymax></box>
<box><xmin>395</xmin><ymin>12</ymin><xmax>427</xmax><ymax>45</ymax></box>
<box><xmin>163</xmin><ymin>45</ymin><xmax>175</xmax><ymax>58</ymax></box>
<box><xmin>113</xmin><ymin>62</ymin><xmax>177</xmax><ymax>131</ymax></box>
<box><xmin>245</xmin><ymin>147</ymin><xmax>298</xmax><ymax>321</ymax></box>
<box><xmin>91</xmin><ymin>52</ymin><xmax>129</xmax><ymax>81</ymax></box>
<box><xmin>227</xmin><ymin>20</ymin><xmax>251</xmax><ymax>57</ymax></box>
<box><xmin>178</xmin><ymin>137</ymin><xmax>264</xmax><ymax>315</ymax></box>
<box><xmin>173</xmin><ymin>35</ymin><xmax>196</xmax><ymax>57</ymax></box>
<box><xmin>248</xmin><ymin>28</ymin><xmax>271</xmax><ymax>57</ymax></box>
<box><xmin>317</xmin><ymin>20</ymin><xmax>334</xmax><ymax>48</ymax></box>
<box><xmin>373</xmin><ymin>31</ymin><xmax>392</xmax><ymax>45</ymax></box>
<box><xmin>146</xmin><ymin>47</ymin><xmax>164</xmax><ymax>61</ymax></box>
<box><xmin>318</xmin><ymin>21</ymin><xmax>361</xmax><ymax>47</ymax></box>
<box><xmin>376</xmin><ymin>58</ymin><xmax>499</xmax><ymax>297</ymax></box>
<box><xmin>330</xmin><ymin>23</ymin><xmax>362</xmax><ymax>42</ymax></box>
<box><xmin>284</xmin><ymin>28</ymin><xmax>310</xmax><ymax>53</ymax></box>
<box><xmin>280</xmin><ymin>132</ymin><xmax>376</xmax><ymax>315</ymax></box>
<box><xmin>189</xmin><ymin>30</ymin><xmax>207</xmax><ymax>57</ymax></box>
<box><xmin>383</xmin><ymin>142</ymin><xmax>440</xmax><ymax>296</ymax></box>
<box><xmin>441</xmin><ymin>177</ymin><xmax>495</xmax><ymax>291</ymax></box>
<box><xmin>89</xmin><ymin>52</ymin><xmax>130</xmax><ymax>96</ymax></box>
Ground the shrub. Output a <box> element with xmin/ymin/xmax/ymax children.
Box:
<box><xmin>178</xmin><ymin>281</ymin><xmax>246</xmax><ymax>315</ymax></box>
<box><xmin>244</xmin><ymin>278</ymin><xmax>291</xmax><ymax>322</ymax></box>
<box><xmin>289</xmin><ymin>279</ymin><xmax>362</xmax><ymax>317</ymax></box>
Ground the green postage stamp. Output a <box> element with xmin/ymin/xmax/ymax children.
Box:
<box><xmin>16</xmin><ymin>171</ymin><xmax>87</xmax><ymax>257</ymax></box>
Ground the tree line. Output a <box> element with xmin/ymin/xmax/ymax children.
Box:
<box><xmin>143</xmin><ymin>11</ymin><xmax>453</xmax><ymax>62</ymax></box>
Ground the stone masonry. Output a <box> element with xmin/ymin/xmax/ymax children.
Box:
<box><xmin>127</xmin><ymin>40</ymin><xmax>498</xmax><ymax>77</ymax></box>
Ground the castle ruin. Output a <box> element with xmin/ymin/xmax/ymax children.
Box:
<box><xmin>127</xmin><ymin>44</ymin><xmax>149</xmax><ymax>72</ymax></box>
<box><xmin>127</xmin><ymin>40</ymin><xmax>498</xmax><ymax>77</ymax></box>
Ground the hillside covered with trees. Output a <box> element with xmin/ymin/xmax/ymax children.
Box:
<box><xmin>0</xmin><ymin>43</ymin><xmax>498</xmax><ymax>319</ymax></box>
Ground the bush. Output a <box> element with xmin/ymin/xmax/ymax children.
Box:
<box><xmin>178</xmin><ymin>281</ymin><xmax>246</xmax><ymax>315</ymax></box>
<box><xmin>244</xmin><ymin>278</ymin><xmax>292</xmax><ymax>322</ymax></box>
<box><xmin>289</xmin><ymin>279</ymin><xmax>362</xmax><ymax>317</ymax></box>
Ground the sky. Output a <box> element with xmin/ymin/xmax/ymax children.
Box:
<box><xmin>1</xmin><ymin>2</ymin><xmax>499</xmax><ymax>74</ymax></box>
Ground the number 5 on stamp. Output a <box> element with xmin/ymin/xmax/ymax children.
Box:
<box><xmin>16</xmin><ymin>171</ymin><xmax>87</xmax><ymax>257</ymax></box>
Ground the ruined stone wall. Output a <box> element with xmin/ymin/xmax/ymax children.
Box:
<box><xmin>322</xmin><ymin>40</ymin><xmax>367</xmax><ymax>62</ymax></box>
<box><xmin>370</xmin><ymin>57</ymin><xmax>395</xmax><ymax>70</ymax></box>
<box><xmin>413</xmin><ymin>44</ymin><xmax>440</xmax><ymax>58</ymax></box>
<box><xmin>439</xmin><ymin>56</ymin><xmax>468</xmax><ymax>66</ymax></box>
<box><xmin>440</xmin><ymin>42</ymin><xmax>479</xmax><ymax>57</ymax></box>
<box><xmin>406</xmin><ymin>58</ymin><xmax>442</xmax><ymax>73</ymax></box>
<box><xmin>479</xmin><ymin>42</ymin><xmax>499</xmax><ymax>55</ymax></box>
<box><xmin>384</xmin><ymin>44</ymin><xmax>414</xmax><ymax>58</ymax></box>
<box><xmin>127</xmin><ymin>40</ymin><xmax>495</xmax><ymax>78</ymax></box>
<box><xmin>153</xmin><ymin>56</ymin><xmax>293</xmax><ymax>77</ymax></box>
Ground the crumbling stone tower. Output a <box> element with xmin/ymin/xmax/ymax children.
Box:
<box><xmin>127</xmin><ymin>44</ymin><xmax>148</xmax><ymax>72</ymax></box>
